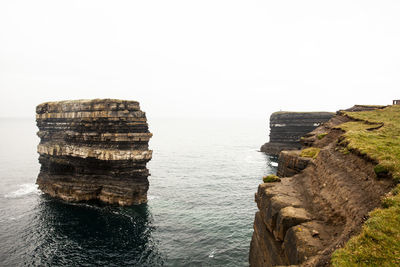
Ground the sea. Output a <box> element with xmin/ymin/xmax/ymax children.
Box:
<box><xmin>0</xmin><ymin>117</ymin><xmax>277</xmax><ymax>266</ymax></box>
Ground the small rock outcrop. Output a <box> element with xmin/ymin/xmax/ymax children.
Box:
<box><xmin>276</xmin><ymin>150</ymin><xmax>311</xmax><ymax>178</ymax></box>
<box><xmin>260</xmin><ymin>112</ymin><xmax>334</xmax><ymax>156</ymax></box>
<box><xmin>36</xmin><ymin>99</ymin><xmax>152</xmax><ymax>206</ymax></box>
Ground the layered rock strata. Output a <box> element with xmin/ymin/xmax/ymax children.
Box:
<box><xmin>260</xmin><ymin>112</ymin><xmax>334</xmax><ymax>156</ymax></box>
<box><xmin>36</xmin><ymin>99</ymin><xmax>152</xmax><ymax>206</ymax></box>
<box><xmin>250</xmin><ymin>111</ymin><xmax>394</xmax><ymax>266</ymax></box>
<box><xmin>276</xmin><ymin>150</ymin><xmax>311</xmax><ymax>178</ymax></box>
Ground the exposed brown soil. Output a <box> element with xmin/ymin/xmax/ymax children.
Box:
<box><xmin>295</xmin><ymin>143</ymin><xmax>393</xmax><ymax>265</ymax></box>
<box><xmin>250</xmin><ymin>114</ymin><xmax>395</xmax><ymax>266</ymax></box>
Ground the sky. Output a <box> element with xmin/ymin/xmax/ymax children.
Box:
<box><xmin>0</xmin><ymin>0</ymin><xmax>399</xmax><ymax>119</ymax></box>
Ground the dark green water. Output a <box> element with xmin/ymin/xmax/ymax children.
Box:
<box><xmin>0</xmin><ymin>118</ymin><xmax>276</xmax><ymax>266</ymax></box>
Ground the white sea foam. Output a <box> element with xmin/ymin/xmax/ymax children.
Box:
<box><xmin>4</xmin><ymin>183</ymin><xmax>39</xmax><ymax>198</ymax></box>
<box><xmin>8</xmin><ymin>214</ymin><xmax>26</xmax><ymax>221</ymax></box>
<box><xmin>208</xmin><ymin>249</ymin><xmax>216</xmax><ymax>258</ymax></box>
<box><xmin>147</xmin><ymin>195</ymin><xmax>159</xmax><ymax>200</ymax></box>
<box><xmin>270</xmin><ymin>162</ymin><xmax>278</xmax><ymax>167</ymax></box>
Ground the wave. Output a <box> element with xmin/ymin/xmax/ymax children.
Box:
<box><xmin>4</xmin><ymin>183</ymin><xmax>39</xmax><ymax>198</ymax></box>
<box><xmin>147</xmin><ymin>195</ymin><xmax>160</xmax><ymax>200</ymax></box>
<box><xmin>208</xmin><ymin>249</ymin><xmax>216</xmax><ymax>258</ymax></box>
<box><xmin>270</xmin><ymin>162</ymin><xmax>278</xmax><ymax>167</ymax></box>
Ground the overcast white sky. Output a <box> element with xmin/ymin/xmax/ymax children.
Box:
<box><xmin>0</xmin><ymin>1</ymin><xmax>399</xmax><ymax>119</ymax></box>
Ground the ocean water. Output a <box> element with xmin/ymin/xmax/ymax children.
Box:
<box><xmin>0</xmin><ymin>117</ymin><xmax>276</xmax><ymax>266</ymax></box>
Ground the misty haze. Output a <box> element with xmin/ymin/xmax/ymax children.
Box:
<box><xmin>1</xmin><ymin>1</ymin><xmax>399</xmax><ymax>266</ymax></box>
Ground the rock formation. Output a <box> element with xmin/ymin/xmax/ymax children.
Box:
<box><xmin>260</xmin><ymin>112</ymin><xmax>334</xmax><ymax>156</ymax></box>
<box><xmin>36</xmin><ymin>99</ymin><xmax>152</xmax><ymax>206</ymax></box>
<box><xmin>276</xmin><ymin>150</ymin><xmax>311</xmax><ymax>178</ymax></box>
<box><xmin>250</xmin><ymin>108</ymin><xmax>394</xmax><ymax>266</ymax></box>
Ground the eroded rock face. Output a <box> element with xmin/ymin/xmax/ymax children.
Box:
<box><xmin>260</xmin><ymin>112</ymin><xmax>334</xmax><ymax>156</ymax></box>
<box><xmin>250</xmin><ymin>113</ymin><xmax>393</xmax><ymax>266</ymax></box>
<box><xmin>277</xmin><ymin>150</ymin><xmax>311</xmax><ymax>177</ymax></box>
<box><xmin>36</xmin><ymin>99</ymin><xmax>152</xmax><ymax>206</ymax></box>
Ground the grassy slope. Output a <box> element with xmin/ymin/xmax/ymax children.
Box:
<box><xmin>339</xmin><ymin>105</ymin><xmax>400</xmax><ymax>182</ymax></box>
<box><xmin>332</xmin><ymin>105</ymin><xmax>400</xmax><ymax>266</ymax></box>
<box><xmin>300</xmin><ymin>147</ymin><xmax>320</xmax><ymax>159</ymax></box>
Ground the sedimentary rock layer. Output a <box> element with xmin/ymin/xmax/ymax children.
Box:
<box><xmin>260</xmin><ymin>112</ymin><xmax>334</xmax><ymax>156</ymax></box>
<box><xmin>250</xmin><ymin>111</ymin><xmax>394</xmax><ymax>266</ymax></box>
<box><xmin>36</xmin><ymin>99</ymin><xmax>152</xmax><ymax>205</ymax></box>
<box><xmin>276</xmin><ymin>150</ymin><xmax>311</xmax><ymax>178</ymax></box>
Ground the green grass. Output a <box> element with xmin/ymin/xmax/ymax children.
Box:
<box><xmin>338</xmin><ymin>105</ymin><xmax>400</xmax><ymax>182</ymax></box>
<box><xmin>332</xmin><ymin>185</ymin><xmax>400</xmax><ymax>266</ymax></box>
<box><xmin>374</xmin><ymin>164</ymin><xmax>389</xmax><ymax>178</ymax></box>
<box><xmin>317</xmin><ymin>132</ymin><xmax>328</xmax><ymax>140</ymax></box>
<box><xmin>332</xmin><ymin>105</ymin><xmax>400</xmax><ymax>266</ymax></box>
<box><xmin>262</xmin><ymin>174</ymin><xmax>281</xmax><ymax>183</ymax></box>
<box><xmin>300</xmin><ymin>147</ymin><xmax>320</xmax><ymax>159</ymax></box>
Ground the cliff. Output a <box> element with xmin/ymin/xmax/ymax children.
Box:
<box><xmin>260</xmin><ymin>112</ymin><xmax>334</xmax><ymax>156</ymax></box>
<box><xmin>250</xmin><ymin>105</ymin><xmax>399</xmax><ymax>266</ymax></box>
<box><xmin>36</xmin><ymin>99</ymin><xmax>152</xmax><ymax>206</ymax></box>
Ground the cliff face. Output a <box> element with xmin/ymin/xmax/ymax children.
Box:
<box><xmin>250</xmin><ymin>111</ymin><xmax>394</xmax><ymax>266</ymax></box>
<box><xmin>260</xmin><ymin>112</ymin><xmax>334</xmax><ymax>156</ymax></box>
<box><xmin>276</xmin><ymin>150</ymin><xmax>311</xmax><ymax>178</ymax></box>
<box><xmin>36</xmin><ymin>99</ymin><xmax>152</xmax><ymax>206</ymax></box>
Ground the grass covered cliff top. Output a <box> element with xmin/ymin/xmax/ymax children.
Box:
<box><xmin>332</xmin><ymin>185</ymin><xmax>400</xmax><ymax>266</ymax></box>
<box><xmin>332</xmin><ymin>105</ymin><xmax>400</xmax><ymax>266</ymax></box>
<box><xmin>339</xmin><ymin>104</ymin><xmax>400</xmax><ymax>182</ymax></box>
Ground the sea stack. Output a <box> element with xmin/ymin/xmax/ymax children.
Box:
<box><xmin>260</xmin><ymin>112</ymin><xmax>334</xmax><ymax>156</ymax></box>
<box><xmin>35</xmin><ymin>99</ymin><xmax>152</xmax><ymax>205</ymax></box>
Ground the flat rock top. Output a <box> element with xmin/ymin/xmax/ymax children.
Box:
<box><xmin>271</xmin><ymin>111</ymin><xmax>335</xmax><ymax>120</ymax></box>
<box><xmin>36</xmin><ymin>99</ymin><xmax>141</xmax><ymax>114</ymax></box>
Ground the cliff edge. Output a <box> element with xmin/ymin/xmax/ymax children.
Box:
<box><xmin>36</xmin><ymin>99</ymin><xmax>152</xmax><ymax>206</ymax></box>
<box><xmin>250</xmin><ymin>105</ymin><xmax>400</xmax><ymax>266</ymax></box>
<box><xmin>260</xmin><ymin>112</ymin><xmax>334</xmax><ymax>156</ymax></box>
